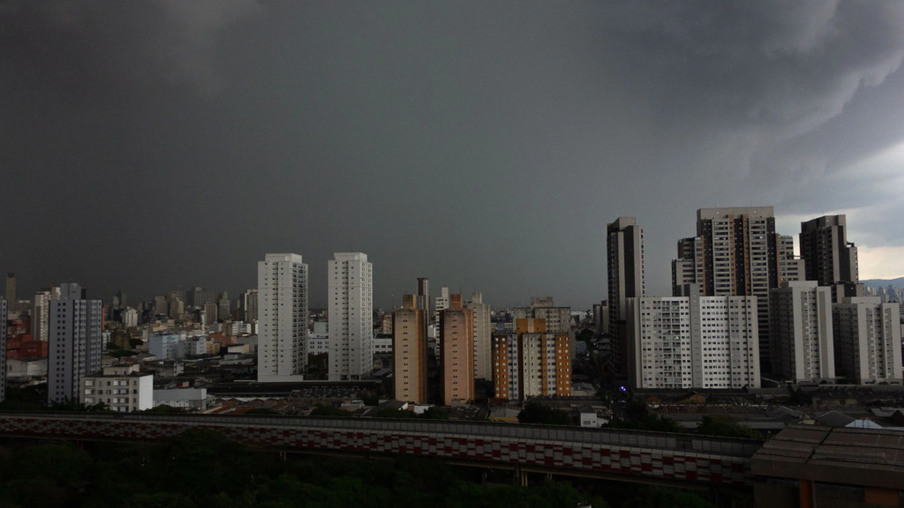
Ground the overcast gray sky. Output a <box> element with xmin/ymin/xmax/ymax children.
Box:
<box><xmin>3</xmin><ymin>1</ymin><xmax>904</xmax><ymax>310</ymax></box>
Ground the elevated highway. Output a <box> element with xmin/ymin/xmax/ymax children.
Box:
<box><xmin>0</xmin><ymin>412</ymin><xmax>760</xmax><ymax>487</ymax></box>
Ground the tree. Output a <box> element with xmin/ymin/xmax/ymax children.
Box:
<box><xmin>517</xmin><ymin>402</ymin><xmax>571</xmax><ymax>425</ymax></box>
<box><xmin>374</xmin><ymin>408</ymin><xmax>418</xmax><ymax>419</ymax></box>
<box><xmin>309</xmin><ymin>404</ymin><xmax>351</xmax><ymax>417</ymax></box>
<box><xmin>696</xmin><ymin>416</ymin><xmax>761</xmax><ymax>439</ymax></box>
<box><xmin>421</xmin><ymin>407</ymin><xmax>450</xmax><ymax>420</ymax></box>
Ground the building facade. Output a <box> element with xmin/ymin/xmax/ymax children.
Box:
<box><xmin>672</xmin><ymin>207</ymin><xmax>801</xmax><ymax>374</ymax></box>
<box><xmin>328</xmin><ymin>252</ymin><xmax>373</xmax><ymax>381</ymax></box>
<box><xmin>832</xmin><ymin>297</ymin><xmax>902</xmax><ymax>384</ymax></box>
<box><xmin>48</xmin><ymin>283</ymin><xmax>103</xmax><ymax>404</ymax></box>
<box><xmin>416</xmin><ymin>277</ymin><xmax>430</xmax><ymax>320</ymax></box>
<box><xmin>440</xmin><ymin>295</ymin><xmax>475</xmax><ymax>405</ymax></box>
<box><xmin>625</xmin><ymin>291</ymin><xmax>760</xmax><ymax>390</ymax></box>
<box><xmin>770</xmin><ymin>281</ymin><xmax>835</xmax><ymax>382</ymax></box>
<box><xmin>257</xmin><ymin>253</ymin><xmax>308</xmax><ymax>382</ymax></box>
<box><xmin>800</xmin><ymin>215</ymin><xmax>858</xmax><ymax>286</ymax></box>
<box><xmin>607</xmin><ymin>217</ymin><xmax>645</xmax><ymax>376</ymax></box>
<box><xmin>466</xmin><ymin>292</ymin><xmax>493</xmax><ymax>381</ymax></box>
<box><xmin>31</xmin><ymin>290</ymin><xmax>52</xmax><ymax>342</ymax></box>
<box><xmin>149</xmin><ymin>332</ymin><xmax>181</xmax><ymax>360</ymax></box>
<box><xmin>81</xmin><ymin>364</ymin><xmax>153</xmax><ymax>412</ymax></box>
<box><xmin>492</xmin><ymin>318</ymin><xmax>571</xmax><ymax>401</ymax></box>
<box><xmin>800</xmin><ymin>215</ymin><xmax>862</xmax><ymax>302</ymax></box>
<box><xmin>393</xmin><ymin>295</ymin><xmax>427</xmax><ymax>404</ymax></box>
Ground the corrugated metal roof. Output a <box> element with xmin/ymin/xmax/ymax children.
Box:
<box><xmin>751</xmin><ymin>424</ymin><xmax>904</xmax><ymax>489</ymax></box>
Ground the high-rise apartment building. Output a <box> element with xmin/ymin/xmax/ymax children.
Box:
<box><xmin>672</xmin><ymin>207</ymin><xmax>802</xmax><ymax>374</ymax></box>
<box><xmin>202</xmin><ymin>302</ymin><xmax>218</xmax><ymax>328</ymax></box>
<box><xmin>416</xmin><ymin>277</ymin><xmax>430</xmax><ymax>318</ymax></box>
<box><xmin>832</xmin><ymin>297</ymin><xmax>902</xmax><ymax>384</ymax></box>
<box><xmin>800</xmin><ymin>215</ymin><xmax>858</xmax><ymax>285</ymax></box>
<box><xmin>800</xmin><ymin>215</ymin><xmax>862</xmax><ymax>302</ymax></box>
<box><xmin>217</xmin><ymin>293</ymin><xmax>230</xmax><ymax>322</ymax></box>
<box><xmin>328</xmin><ymin>252</ymin><xmax>373</xmax><ymax>381</ymax></box>
<box><xmin>393</xmin><ymin>295</ymin><xmax>427</xmax><ymax>403</ymax></box>
<box><xmin>257</xmin><ymin>253</ymin><xmax>308</xmax><ymax>382</ymax></box>
<box><xmin>607</xmin><ymin>217</ymin><xmax>645</xmax><ymax>376</ymax></box>
<box><xmin>440</xmin><ymin>294</ymin><xmax>474</xmax><ymax>405</ymax></box>
<box><xmin>242</xmin><ymin>289</ymin><xmax>259</xmax><ymax>322</ymax></box>
<box><xmin>492</xmin><ymin>318</ymin><xmax>571</xmax><ymax>401</ymax></box>
<box><xmin>433</xmin><ymin>286</ymin><xmax>450</xmax><ymax>324</ymax></box>
<box><xmin>770</xmin><ymin>281</ymin><xmax>835</xmax><ymax>382</ymax></box>
<box><xmin>625</xmin><ymin>289</ymin><xmax>760</xmax><ymax>390</ymax></box>
<box><xmin>32</xmin><ymin>290</ymin><xmax>52</xmax><ymax>341</ymax></box>
<box><xmin>48</xmin><ymin>283</ymin><xmax>103</xmax><ymax>404</ymax></box>
<box><xmin>512</xmin><ymin>298</ymin><xmax>573</xmax><ymax>353</ymax></box>
<box><xmin>466</xmin><ymin>292</ymin><xmax>493</xmax><ymax>381</ymax></box>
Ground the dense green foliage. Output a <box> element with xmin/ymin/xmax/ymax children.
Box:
<box><xmin>420</xmin><ymin>407</ymin><xmax>450</xmax><ymax>420</ymax></box>
<box><xmin>696</xmin><ymin>416</ymin><xmax>762</xmax><ymax>439</ymax></box>
<box><xmin>308</xmin><ymin>404</ymin><xmax>351</xmax><ymax>417</ymax></box>
<box><xmin>604</xmin><ymin>399</ymin><xmax>684</xmax><ymax>433</ymax></box>
<box><xmin>517</xmin><ymin>401</ymin><xmax>572</xmax><ymax>425</ymax></box>
<box><xmin>0</xmin><ymin>430</ymin><xmax>624</xmax><ymax>508</ymax></box>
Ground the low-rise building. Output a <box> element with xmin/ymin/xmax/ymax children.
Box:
<box><xmin>81</xmin><ymin>364</ymin><xmax>153</xmax><ymax>412</ymax></box>
<box><xmin>153</xmin><ymin>387</ymin><xmax>208</xmax><ymax>411</ymax></box>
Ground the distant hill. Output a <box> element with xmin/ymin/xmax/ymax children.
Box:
<box><xmin>861</xmin><ymin>278</ymin><xmax>904</xmax><ymax>289</ymax></box>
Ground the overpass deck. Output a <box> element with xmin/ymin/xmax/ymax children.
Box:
<box><xmin>0</xmin><ymin>412</ymin><xmax>761</xmax><ymax>486</ymax></box>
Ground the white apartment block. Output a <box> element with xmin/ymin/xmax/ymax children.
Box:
<box><xmin>307</xmin><ymin>332</ymin><xmax>330</xmax><ymax>356</ymax></box>
<box><xmin>122</xmin><ymin>307</ymin><xmax>139</xmax><ymax>328</ymax></box>
<box><xmin>373</xmin><ymin>334</ymin><xmax>392</xmax><ymax>354</ymax></box>
<box><xmin>328</xmin><ymin>252</ymin><xmax>373</xmax><ymax>381</ymax></box>
<box><xmin>48</xmin><ymin>283</ymin><xmax>103</xmax><ymax>404</ymax></box>
<box><xmin>81</xmin><ymin>364</ymin><xmax>153</xmax><ymax>412</ymax></box>
<box><xmin>181</xmin><ymin>336</ymin><xmax>207</xmax><ymax>357</ymax></box>
<box><xmin>149</xmin><ymin>332</ymin><xmax>181</xmax><ymax>360</ymax></box>
<box><xmin>833</xmin><ymin>297</ymin><xmax>902</xmax><ymax>384</ymax></box>
<box><xmin>770</xmin><ymin>281</ymin><xmax>835</xmax><ymax>383</ymax></box>
<box><xmin>466</xmin><ymin>292</ymin><xmax>493</xmax><ymax>380</ymax></box>
<box><xmin>433</xmin><ymin>286</ymin><xmax>450</xmax><ymax>324</ymax></box>
<box><xmin>257</xmin><ymin>253</ymin><xmax>308</xmax><ymax>382</ymax></box>
<box><xmin>626</xmin><ymin>292</ymin><xmax>760</xmax><ymax>390</ymax></box>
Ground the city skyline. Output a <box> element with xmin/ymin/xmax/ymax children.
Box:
<box><xmin>4</xmin><ymin>2</ymin><xmax>904</xmax><ymax>310</ymax></box>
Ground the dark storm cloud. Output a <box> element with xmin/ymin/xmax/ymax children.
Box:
<box><xmin>2</xmin><ymin>1</ymin><xmax>904</xmax><ymax>308</ymax></box>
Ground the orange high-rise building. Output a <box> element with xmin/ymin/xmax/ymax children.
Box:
<box><xmin>440</xmin><ymin>294</ymin><xmax>474</xmax><ymax>405</ymax></box>
<box><xmin>393</xmin><ymin>295</ymin><xmax>427</xmax><ymax>404</ymax></box>
<box><xmin>492</xmin><ymin>318</ymin><xmax>571</xmax><ymax>400</ymax></box>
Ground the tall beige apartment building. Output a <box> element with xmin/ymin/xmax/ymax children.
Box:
<box><xmin>257</xmin><ymin>253</ymin><xmax>308</xmax><ymax>382</ymax></box>
<box><xmin>393</xmin><ymin>295</ymin><xmax>427</xmax><ymax>404</ymax></box>
<box><xmin>465</xmin><ymin>292</ymin><xmax>493</xmax><ymax>381</ymax></box>
<box><xmin>440</xmin><ymin>294</ymin><xmax>474</xmax><ymax>405</ymax></box>
<box><xmin>328</xmin><ymin>252</ymin><xmax>373</xmax><ymax>381</ymax></box>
